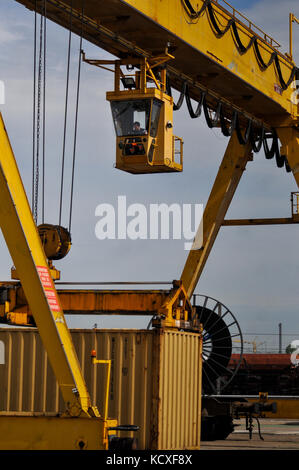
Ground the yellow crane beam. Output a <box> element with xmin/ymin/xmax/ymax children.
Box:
<box><xmin>15</xmin><ymin>0</ymin><xmax>298</xmax><ymax>128</ymax></box>
<box><xmin>222</xmin><ymin>218</ymin><xmax>299</xmax><ymax>226</ymax></box>
<box><xmin>0</xmin><ymin>286</ymin><xmax>171</xmax><ymax>324</ymax></box>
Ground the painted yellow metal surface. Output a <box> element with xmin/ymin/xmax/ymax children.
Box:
<box><xmin>0</xmin><ymin>114</ymin><xmax>97</xmax><ymax>419</ymax></box>
<box><xmin>0</xmin><ymin>286</ymin><xmax>170</xmax><ymax>323</ymax></box>
<box><xmin>247</xmin><ymin>398</ymin><xmax>299</xmax><ymax>420</ymax></box>
<box><xmin>102</xmin><ymin>56</ymin><xmax>183</xmax><ymax>173</ymax></box>
<box><xmin>0</xmin><ymin>413</ymin><xmax>106</xmax><ymax>450</ymax></box>
<box><xmin>181</xmin><ymin>132</ymin><xmax>253</xmax><ymax>298</ymax></box>
<box><xmin>15</xmin><ymin>0</ymin><xmax>298</xmax><ymax>126</ymax></box>
<box><xmin>107</xmin><ymin>88</ymin><xmax>182</xmax><ymax>173</ymax></box>
<box><xmin>92</xmin><ymin>357</ymin><xmax>111</xmax><ymax>423</ymax></box>
<box><xmin>152</xmin><ymin>282</ymin><xmax>194</xmax><ymax>329</ymax></box>
<box><xmin>59</xmin><ymin>289</ymin><xmax>169</xmax><ymax>315</ymax></box>
<box><xmin>277</xmin><ymin>127</ymin><xmax>299</xmax><ymax>187</ymax></box>
<box><xmin>121</xmin><ymin>0</ymin><xmax>297</xmax><ymax>123</ymax></box>
<box><xmin>153</xmin><ymin>329</ymin><xmax>202</xmax><ymax>449</ymax></box>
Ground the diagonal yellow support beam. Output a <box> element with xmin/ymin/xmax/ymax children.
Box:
<box><xmin>277</xmin><ymin>126</ymin><xmax>299</xmax><ymax>190</ymax></box>
<box><xmin>0</xmin><ymin>113</ymin><xmax>97</xmax><ymax>418</ymax></box>
<box><xmin>181</xmin><ymin>132</ymin><xmax>253</xmax><ymax>298</ymax></box>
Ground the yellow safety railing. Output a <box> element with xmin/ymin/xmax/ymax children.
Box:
<box><xmin>291</xmin><ymin>192</ymin><xmax>299</xmax><ymax>217</ymax></box>
<box><xmin>173</xmin><ymin>136</ymin><xmax>184</xmax><ymax>168</ymax></box>
<box><xmin>212</xmin><ymin>0</ymin><xmax>281</xmax><ymax>48</ymax></box>
<box><xmin>289</xmin><ymin>13</ymin><xmax>299</xmax><ymax>60</ymax></box>
<box><xmin>91</xmin><ymin>351</ymin><xmax>111</xmax><ymax>422</ymax></box>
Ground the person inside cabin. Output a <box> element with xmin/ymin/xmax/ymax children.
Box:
<box><xmin>132</xmin><ymin>121</ymin><xmax>147</xmax><ymax>135</ymax></box>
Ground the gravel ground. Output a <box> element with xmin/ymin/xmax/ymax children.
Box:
<box><xmin>201</xmin><ymin>419</ymin><xmax>299</xmax><ymax>450</ymax></box>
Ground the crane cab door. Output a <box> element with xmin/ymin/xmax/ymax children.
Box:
<box><xmin>108</xmin><ymin>90</ymin><xmax>183</xmax><ymax>174</ymax></box>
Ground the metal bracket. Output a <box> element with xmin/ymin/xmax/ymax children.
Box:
<box><xmin>82</xmin><ymin>49</ymin><xmax>174</xmax><ymax>94</ymax></box>
<box><xmin>152</xmin><ymin>280</ymin><xmax>195</xmax><ymax>330</ymax></box>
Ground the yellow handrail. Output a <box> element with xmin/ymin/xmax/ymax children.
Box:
<box><xmin>92</xmin><ymin>355</ymin><xmax>111</xmax><ymax>422</ymax></box>
<box><xmin>212</xmin><ymin>0</ymin><xmax>281</xmax><ymax>48</ymax></box>
<box><xmin>289</xmin><ymin>13</ymin><xmax>299</xmax><ymax>61</ymax></box>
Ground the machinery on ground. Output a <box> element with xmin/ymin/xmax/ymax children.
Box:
<box><xmin>0</xmin><ymin>0</ymin><xmax>297</xmax><ymax>447</ymax></box>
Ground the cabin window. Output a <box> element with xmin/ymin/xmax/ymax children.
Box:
<box><xmin>111</xmin><ymin>100</ymin><xmax>151</xmax><ymax>137</ymax></box>
<box><xmin>150</xmin><ymin>99</ymin><xmax>162</xmax><ymax>138</ymax></box>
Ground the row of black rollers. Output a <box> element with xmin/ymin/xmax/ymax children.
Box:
<box><xmin>166</xmin><ymin>79</ymin><xmax>291</xmax><ymax>173</ymax></box>
<box><xmin>178</xmin><ymin>0</ymin><xmax>299</xmax><ymax>172</ymax></box>
<box><xmin>182</xmin><ymin>0</ymin><xmax>298</xmax><ymax>91</ymax></box>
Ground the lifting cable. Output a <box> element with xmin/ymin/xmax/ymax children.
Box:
<box><xmin>32</xmin><ymin>6</ymin><xmax>44</xmax><ymax>223</ymax></box>
<box><xmin>42</xmin><ymin>0</ymin><xmax>47</xmax><ymax>224</ymax></box>
<box><xmin>181</xmin><ymin>0</ymin><xmax>299</xmax><ymax>91</ymax></box>
<box><xmin>68</xmin><ymin>0</ymin><xmax>85</xmax><ymax>233</ymax></box>
<box><xmin>167</xmin><ymin>76</ymin><xmax>291</xmax><ymax>173</ymax></box>
<box><xmin>35</xmin><ymin>13</ymin><xmax>43</xmax><ymax>223</ymax></box>
<box><xmin>32</xmin><ymin>0</ymin><xmax>47</xmax><ymax>224</ymax></box>
<box><xmin>32</xmin><ymin>0</ymin><xmax>37</xmax><ymax>215</ymax></box>
<box><xmin>58</xmin><ymin>0</ymin><xmax>73</xmax><ymax>227</ymax></box>
<box><xmin>33</xmin><ymin>0</ymin><xmax>84</xmax><ymax>233</ymax></box>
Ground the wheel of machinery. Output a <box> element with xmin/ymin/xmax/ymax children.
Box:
<box><xmin>193</xmin><ymin>294</ymin><xmax>243</xmax><ymax>395</ymax></box>
<box><xmin>201</xmin><ymin>415</ymin><xmax>234</xmax><ymax>441</ymax></box>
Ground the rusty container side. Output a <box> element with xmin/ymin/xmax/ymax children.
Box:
<box><xmin>0</xmin><ymin>328</ymin><xmax>155</xmax><ymax>449</ymax></box>
<box><xmin>0</xmin><ymin>329</ymin><xmax>58</xmax><ymax>414</ymax></box>
<box><xmin>152</xmin><ymin>330</ymin><xmax>202</xmax><ymax>450</ymax></box>
<box><xmin>70</xmin><ymin>329</ymin><xmax>155</xmax><ymax>449</ymax></box>
<box><xmin>0</xmin><ymin>328</ymin><xmax>202</xmax><ymax>450</ymax></box>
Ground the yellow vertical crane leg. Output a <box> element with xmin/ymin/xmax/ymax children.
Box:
<box><xmin>0</xmin><ymin>113</ymin><xmax>98</xmax><ymax>419</ymax></box>
<box><xmin>181</xmin><ymin>133</ymin><xmax>253</xmax><ymax>298</ymax></box>
<box><xmin>277</xmin><ymin>127</ymin><xmax>299</xmax><ymax>188</ymax></box>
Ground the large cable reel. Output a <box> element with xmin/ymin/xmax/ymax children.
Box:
<box><xmin>193</xmin><ymin>295</ymin><xmax>243</xmax><ymax>395</ymax></box>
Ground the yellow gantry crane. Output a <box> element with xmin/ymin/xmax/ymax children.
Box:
<box><xmin>12</xmin><ymin>0</ymin><xmax>298</xmax><ymax>322</ymax></box>
<box><xmin>0</xmin><ymin>0</ymin><xmax>297</xmax><ymax>449</ymax></box>
<box><xmin>234</xmin><ymin>338</ymin><xmax>266</xmax><ymax>353</ymax></box>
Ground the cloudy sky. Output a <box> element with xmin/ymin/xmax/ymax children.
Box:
<box><xmin>0</xmin><ymin>0</ymin><xmax>298</xmax><ymax>350</ymax></box>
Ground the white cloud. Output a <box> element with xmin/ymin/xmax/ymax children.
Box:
<box><xmin>0</xmin><ymin>29</ymin><xmax>21</xmax><ymax>43</ymax></box>
<box><xmin>0</xmin><ymin>22</ymin><xmax>23</xmax><ymax>44</ymax></box>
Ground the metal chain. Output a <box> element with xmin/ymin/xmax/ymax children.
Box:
<box><xmin>42</xmin><ymin>0</ymin><xmax>47</xmax><ymax>224</ymax></box>
<box><xmin>32</xmin><ymin>1</ymin><xmax>37</xmax><ymax>214</ymax></box>
<box><xmin>59</xmin><ymin>0</ymin><xmax>73</xmax><ymax>227</ymax></box>
<box><xmin>69</xmin><ymin>0</ymin><xmax>84</xmax><ymax>233</ymax></box>
<box><xmin>34</xmin><ymin>13</ymin><xmax>44</xmax><ymax>224</ymax></box>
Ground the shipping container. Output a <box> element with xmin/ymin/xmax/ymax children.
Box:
<box><xmin>0</xmin><ymin>328</ymin><xmax>202</xmax><ymax>450</ymax></box>
<box><xmin>230</xmin><ymin>354</ymin><xmax>293</xmax><ymax>370</ymax></box>
<box><xmin>225</xmin><ymin>354</ymin><xmax>299</xmax><ymax>396</ymax></box>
